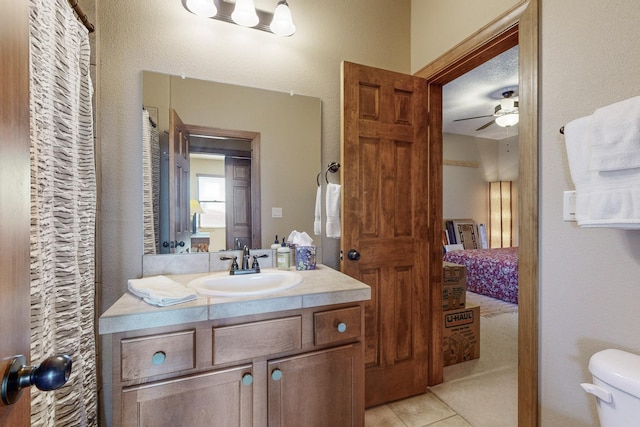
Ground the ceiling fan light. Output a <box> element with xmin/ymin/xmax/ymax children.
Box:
<box><xmin>495</xmin><ymin>114</ymin><xmax>519</xmax><ymax>128</ymax></box>
<box><xmin>500</xmin><ymin>98</ymin><xmax>515</xmax><ymax>110</ymax></box>
<box><xmin>185</xmin><ymin>0</ymin><xmax>217</xmax><ymax>17</ymax></box>
<box><xmin>270</xmin><ymin>1</ymin><xmax>296</xmax><ymax>36</ymax></box>
<box><xmin>232</xmin><ymin>0</ymin><xmax>260</xmax><ymax>27</ymax></box>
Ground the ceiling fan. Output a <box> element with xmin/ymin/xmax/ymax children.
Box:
<box><xmin>454</xmin><ymin>90</ymin><xmax>519</xmax><ymax>131</ymax></box>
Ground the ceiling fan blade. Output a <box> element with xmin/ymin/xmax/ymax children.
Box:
<box><xmin>476</xmin><ymin>119</ymin><xmax>495</xmax><ymax>131</ymax></box>
<box><xmin>453</xmin><ymin>114</ymin><xmax>494</xmax><ymax>122</ymax></box>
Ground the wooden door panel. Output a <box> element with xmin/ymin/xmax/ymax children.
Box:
<box><xmin>342</xmin><ymin>61</ymin><xmax>431</xmax><ymax>408</ymax></box>
<box><xmin>0</xmin><ymin>1</ymin><xmax>31</xmax><ymax>424</ymax></box>
<box><xmin>167</xmin><ymin>108</ymin><xmax>191</xmax><ymax>253</ymax></box>
<box><xmin>225</xmin><ymin>158</ymin><xmax>252</xmax><ymax>249</ymax></box>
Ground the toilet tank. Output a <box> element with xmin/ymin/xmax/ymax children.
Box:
<box><xmin>583</xmin><ymin>349</ymin><xmax>640</xmax><ymax>427</ymax></box>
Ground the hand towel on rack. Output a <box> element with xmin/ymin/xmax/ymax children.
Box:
<box><xmin>314</xmin><ymin>185</ymin><xmax>322</xmax><ymax>235</ymax></box>
<box><xmin>326</xmin><ymin>183</ymin><xmax>341</xmax><ymax>239</ymax></box>
<box><xmin>589</xmin><ymin>96</ymin><xmax>640</xmax><ymax>172</ymax></box>
<box><xmin>565</xmin><ymin>116</ymin><xmax>640</xmax><ymax>228</ymax></box>
<box><xmin>128</xmin><ymin>275</ymin><xmax>198</xmax><ymax>307</ymax></box>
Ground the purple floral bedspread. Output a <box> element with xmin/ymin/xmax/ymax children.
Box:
<box><xmin>443</xmin><ymin>247</ymin><xmax>518</xmax><ymax>304</ymax></box>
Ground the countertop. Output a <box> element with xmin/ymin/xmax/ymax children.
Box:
<box><xmin>98</xmin><ymin>264</ymin><xmax>370</xmax><ymax>335</ymax></box>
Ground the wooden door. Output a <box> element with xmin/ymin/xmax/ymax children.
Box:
<box><xmin>0</xmin><ymin>0</ymin><xmax>32</xmax><ymax>424</ymax></box>
<box><xmin>168</xmin><ymin>108</ymin><xmax>191</xmax><ymax>253</ymax></box>
<box><xmin>267</xmin><ymin>344</ymin><xmax>364</xmax><ymax>427</ymax></box>
<box><xmin>121</xmin><ymin>365</ymin><xmax>254</xmax><ymax>427</ymax></box>
<box><xmin>341</xmin><ymin>61</ymin><xmax>432</xmax><ymax>407</ymax></box>
<box><xmin>225</xmin><ymin>157</ymin><xmax>252</xmax><ymax>249</ymax></box>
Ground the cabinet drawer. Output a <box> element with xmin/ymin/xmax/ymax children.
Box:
<box><xmin>121</xmin><ymin>330</ymin><xmax>195</xmax><ymax>381</ymax></box>
<box><xmin>213</xmin><ymin>316</ymin><xmax>302</xmax><ymax>365</ymax></box>
<box><xmin>314</xmin><ymin>306</ymin><xmax>362</xmax><ymax>346</ymax></box>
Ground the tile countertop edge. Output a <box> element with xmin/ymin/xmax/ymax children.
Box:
<box><xmin>98</xmin><ymin>264</ymin><xmax>371</xmax><ymax>335</ymax></box>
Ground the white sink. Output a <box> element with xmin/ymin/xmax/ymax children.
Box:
<box><xmin>187</xmin><ymin>269</ymin><xmax>303</xmax><ymax>297</ymax></box>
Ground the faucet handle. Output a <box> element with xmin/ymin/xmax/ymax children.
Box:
<box><xmin>251</xmin><ymin>254</ymin><xmax>269</xmax><ymax>270</ymax></box>
<box><xmin>219</xmin><ymin>255</ymin><xmax>239</xmax><ymax>271</ymax></box>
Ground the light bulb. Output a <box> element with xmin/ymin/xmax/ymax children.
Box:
<box><xmin>270</xmin><ymin>1</ymin><xmax>296</xmax><ymax>36</ymax></box>
<box><xmin>232</xmin><ymin>0</ymin><xmax>259</xmax><ymax>27</ymax></box>
<box><xmin>185</xmin><ymin>0</ymin><xmax>217</xmax><ymax>18</ymax></box>
<box><xmin>495</xmin><ymin>114</ymin><xmax>519</xmax><ymax>128</ymax></box>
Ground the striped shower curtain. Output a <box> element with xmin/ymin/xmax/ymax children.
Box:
<box><xmin>29</xmin><ymin>0</ymin><xmax>97</xmax><ymax>425</ymax></box>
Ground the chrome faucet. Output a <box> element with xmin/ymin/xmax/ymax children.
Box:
<box><xmin>241</xmin><ymin>246</ymin><xmax>250</xmax><ymax>270</ymax></box>
<box><xmin>219</xmin><ymin>246</ymin><xmax>269</xmax><ymax>275</ymax></box>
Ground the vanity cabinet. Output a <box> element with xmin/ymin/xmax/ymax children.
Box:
<box><xmin>109</xmin><ymin>303</ymin><xmax>365</xmax><ymax>427</ymax></box>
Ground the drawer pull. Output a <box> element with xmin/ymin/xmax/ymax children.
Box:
<box><xmin>242</xmin><ymin>373</ymin><xmax>253</xmax><ymax>386</ymax></box>
<box><xmin>337</xmin><ymin>322</ymin><xmax>347</xmax><ymax>333</ymax></box>
<box><xmin>151</xmin><ymin>351</ymin><xmax>166</xmax><ymax>365</ymax></box>
<box><xmin>271</xmin><ymin>369</ymin><xmax>282</xmax><ymax>381</ymax></box>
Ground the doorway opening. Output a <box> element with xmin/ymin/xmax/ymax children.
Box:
<box><xmin>185</xmin><ymin>124</ymin><xmax>262</xmax><ymax>251</ymax></box>
<box><xmin>415</xmin><ymin>1</ymin><xmax>538</xmax><ymax>425</ymax></box>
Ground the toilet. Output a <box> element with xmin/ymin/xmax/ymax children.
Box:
<box><xmin>581</xmin><ymin>349</ymin><xmax>640</xmax><ymax>426</ymax></box>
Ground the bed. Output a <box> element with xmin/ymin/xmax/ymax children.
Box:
<box><xmin>443</xmin><ymin>247</ymin><xmax>518</xmax><ymax>304</ymax></box>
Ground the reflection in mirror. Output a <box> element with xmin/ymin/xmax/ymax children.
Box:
<box><xmin>142</xmin><ymin>72</ymin><xmax>322</xmax><ymax>255</ymax></box>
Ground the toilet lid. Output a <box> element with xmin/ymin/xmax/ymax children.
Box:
<box><xmin>589</xmin><ymin>349</ymin><xmax>640</xmax><ymax>399</ymax></box>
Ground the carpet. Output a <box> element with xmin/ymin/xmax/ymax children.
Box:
<box><xmin>430</xmin><ymin>309</ymin><xmax>518</xmax><ymax>427</ymax></box>
<box><xmin>465</xmin><ymin>291</ymin><xmax>518</xmax><ymax>318</ymax></box>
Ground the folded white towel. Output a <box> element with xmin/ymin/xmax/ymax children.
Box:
<box><xmin>326</xmin><ymin>183</ymin><xmax>341</xmax><ymax>239</ymax></box>
<box><xmin>565</xmin><ymin>116</ymin><xmax>640</xmax><ymax>228</ymax></box>
<box><xmin>589</xmin><ymin>96</ymin><xmax>640</xmax><ymax>172</ymax></box>
<box><xmin>128</xmin><ymin>275</ymin><xmax>198</xmax><ymax>307</ymax></box>
<box><xmin>314</xmin><ymin>186</ymin><xmax>322</xmax><ymax>235</ymax></box>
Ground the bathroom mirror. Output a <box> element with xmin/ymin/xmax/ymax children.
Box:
<box><xmin>142</xmin><ymin>71</ymin><xmax>322</xmax><ymax>254</ymax></box>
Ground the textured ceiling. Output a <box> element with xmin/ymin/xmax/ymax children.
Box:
<box><xmin>442</xmin><ymin>45</ymin><xmax>519</xmax><ymax>140</ymax></box>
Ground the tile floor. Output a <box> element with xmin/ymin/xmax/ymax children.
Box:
<box><xmin>365</xmin><ymin>391</ymin><xmax>472</xmax><ymax>427</ymax></box>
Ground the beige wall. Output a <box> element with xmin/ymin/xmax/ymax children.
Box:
<box><xmin>98</xmin><ymin>2</ymin><xmax>410</xmax><ymax>423</ymax></box>
<box><xmin>411</xmin><ymin>0</ymin><xmax>520</xmax><ymax>72</ymax></box>
<box><xmin>98</xmin><ymin>0</ymin><xmax>410</xmax><ymax>308</ymax></box>
<box><xmin>414</xmin><ymin>1</ymin><xmax>640</xmax><ymax>425</ymax></box>
<box><xmin>443</xmin><ymin>134</ymin><xmax>519</xmax><ymax>246</ymax></box>
<box><xmin>540</xmin><ymin>1</ymin><xmax>640</xmax><ymax>424</ymax></box>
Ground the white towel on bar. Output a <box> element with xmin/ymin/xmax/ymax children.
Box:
<box><xmin>589</xmin><ymin>96</ymin><xmax>640</xmax><ymax>172</ymax></box>
<box><xmin>314</xmin><ymin>185</ymin><xmax>322</xmax><ymax>235</ymax></box>
<box><xmin>326</xmin><ymin>183</ymin><xmax>341</xmax><ymax>238</ymax></box>
<box><xmin>128</xmin><ymin>275</ymin><xmax>198</xmax><ymax>307</ymax></box>
<box><xmin>565</xmin><ymin>116</ymin><xmax>640</xmax><ymax>229</ymax></box>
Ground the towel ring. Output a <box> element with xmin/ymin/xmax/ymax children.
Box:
<box><xmin>317</xmin><ymin>162</ymin><xmax>341</xmax><ymax>186</ymax></box>
<box><xmin>325</xmin><ymin>162</ymin><xmax>340</xmax><ymax>184</ymax></box>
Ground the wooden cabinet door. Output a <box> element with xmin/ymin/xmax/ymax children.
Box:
<box><xmin>121</xmin><ymin>365</ymin><xmax>253</xmax><ymax>427</ymax></box>
<box><xmin>341</xmin><ymin>61</ymin><xmax>431</xmax><ymax>407</ymax></box>
<box><xmin>267</xmin><ymin>344</ymin><xmax>364</xmax><ymax>427</ymax></box>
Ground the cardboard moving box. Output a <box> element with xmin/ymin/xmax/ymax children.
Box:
<box><xmin>443</xmin><ymin>303</ymin><xmax>480</xmax><ymax>366</ymax></box>
<box><xmin>443</xmin><ymin>261</ymin><xmax>467</xmax><ymax>311</ymax></box>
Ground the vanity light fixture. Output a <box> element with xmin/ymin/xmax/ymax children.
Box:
<box><xmin>270</xmin><ymin>0</ymin><xmax>296</xmax><ymax>36</ymax></box>
<box><xmin>231</xmin><ymin>0</ymin><xmax>259</xmax><ymax>27</ymax></box>
<box><xmin>184</xmin><ymin>0</ymin><xmax>218</xmax><ymax>17</ymax></box>
<box><xmin>182</xmin><ymin>0</ymin><xmax>296</xmax><ymax>36</ymax></box>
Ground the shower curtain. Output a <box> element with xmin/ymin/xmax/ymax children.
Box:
<box><xmin>143</xmin><ymin>108</ymin><xmax>160</xmax><ymax>254</ymax></box>
<box><xmin>29</xmin><ymin>0</ymin><xmax>97</xmax><ymax>425</ymax></box>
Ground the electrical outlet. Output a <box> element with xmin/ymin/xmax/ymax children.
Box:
<box><xmin>272</xmin><ymin>207</ymin><xmax>283</xmax><ymax>218</ymax></box>
<box><xmin>563</xmin><ymin>191</ymin><xmax>576</xmax><ymax>221</ymax></box>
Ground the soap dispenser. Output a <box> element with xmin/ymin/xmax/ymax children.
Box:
<box><xmin>271</xmin><ymin>235</ymin><xmax>280</xmax><ymax>250</ymax></box>
<box><xmin>277</xmin><ymin>238</ymin><xmax>290</xmax><ymax>270</ymax></box>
